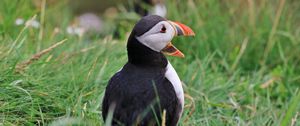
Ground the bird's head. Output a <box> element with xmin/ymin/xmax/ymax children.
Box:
<box><xmin>130</xmin><ymin>15</ymin><xmax>195</xmax><ymax>58</ymax></box>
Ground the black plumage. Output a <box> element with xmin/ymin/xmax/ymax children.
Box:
<box><xmin>102</xmin><ymin>15</ymin><xmax>182</xmax><ymax>126</ymax></box>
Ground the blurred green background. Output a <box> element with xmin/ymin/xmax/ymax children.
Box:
<box><xmin>0</xmin><ymin>0</ymin><xmax>300</xmax><ymax>125</ymax></box>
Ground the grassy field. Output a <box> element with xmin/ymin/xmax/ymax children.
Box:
<box><xmin>1</xmin><ymin>0</ymin><xmax>300</xmax><ymax>125</ymax></box>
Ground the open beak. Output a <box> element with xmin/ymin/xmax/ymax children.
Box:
<box><xmin>161</xmin><ymin>21</ymin><xmax>195</xmax><ymax>58</ymax></box>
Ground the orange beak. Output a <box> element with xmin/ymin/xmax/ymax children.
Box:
<box><xmin>161</xmin><ymin>21</ymin><xmax>195</xmax><ymax>58</ymax></box>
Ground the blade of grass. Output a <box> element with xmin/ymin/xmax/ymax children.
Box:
<box><xmin>280</xmin><ymin>89</ymin><xmax>300</xmax><ymax>126</ymax></box>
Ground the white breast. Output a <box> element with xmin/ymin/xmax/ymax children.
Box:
<box><xmin>165</xmin><ymin>62</ymin><xmax>184</xmax><ymax>115</ymax></box>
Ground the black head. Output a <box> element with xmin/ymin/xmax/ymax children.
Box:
<box><xmin>127</xmin><ymin>15</ymin><xmax>168</xmax><ymax>68</ymax></box>
<box><xmin>126</xmin><ymin>15</ymin><xmax>195</xmax><ymax>68</ymax></box>
<box><xmin>133</xmin><ymin>15</ymin><xmax>166</xmax><ymax>36</ymax></box>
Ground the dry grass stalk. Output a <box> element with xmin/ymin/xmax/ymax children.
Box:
<box><xmin>86</xmin><ymin>56</ymin><xmax>99</xmax><ymax>81</ymax></box>
<box><xmin>263</xmin><ymin>0</ymin><xmax>286</xmax><ymax>63</ymax></box>
<box><xmin>7</xmin><ymin>15</ymin><xmax>37</xmax><ymax>55</ymax></box>
<box><xmin>16</xmin><ymin>39</ymin><xmax>67</xmax><ymax>72</ymax></box>
<box><xmin>260</xmin><ymin>77</ymin><xmax>279</xmax><ymax>89</ymax></box>
<box><xmin>59</xmin><ymin>46</ymin><xmax>96</xmax><ymax>64</ymax></box>
<box><xmin>184</xmin><ymin>93</ymin><xmax>195</xmax><ymax>123</ymax></box>
<box><xmin>230</xmin><ymin>37</ymin><xmax>249</xmax><ymax>72</ymax></box>
<box><xmin>161</xmin><ymin>109</ymin><xmax>166</xmax><ymax>126</ymax></box>
<box><xmin>245</xmin><ymin>105</ymin><xmax>257</xmax><ymax>117</ymax></box>
<box><xmin>247</xmin><ymin>0</ymin><xmax>255</xmax><ymax>28</ymax></box>
<box><xmin>291</xmin><ymin>112</ymin><xmax>299</xmax><ymax>126</ymax></box>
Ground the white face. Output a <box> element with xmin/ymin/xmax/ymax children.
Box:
<box><xmin>136</xmin><ymin>21</ymin><xmax>175</xmax><ymax>52</ymax></box>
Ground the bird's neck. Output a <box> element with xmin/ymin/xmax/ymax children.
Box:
<box><xmin>127</xmin><ymin>34</ymin><xmax>168</xmax><ymax>68</ymax></box>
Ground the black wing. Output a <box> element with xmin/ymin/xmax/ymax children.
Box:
<box><xmin>102</xmin><ymin>63</ymin><xmax>181</xmax><ymax>126</ymax></box>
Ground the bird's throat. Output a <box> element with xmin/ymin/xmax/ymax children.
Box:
<box><xmin>127</xmin><ymin>34</ymin><xmax>168</xmax><ymax>68</ymax></box>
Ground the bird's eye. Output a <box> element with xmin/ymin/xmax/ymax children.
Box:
<box><xmin>160</xmin><ymin>26</ymin><xmax>166</xmax><ymax>33</ymax></box>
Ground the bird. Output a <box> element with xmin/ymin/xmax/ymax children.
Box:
<box><xmin>134</xmin><ymin>0</ymin><xmax>167</xmax><ymax>17</ymax></box>
<box><xmin>102</xmin><ymin>15</ymin><xmax>195</xmax><ymax>126</ymax></box>
<box><xmin>69</xmin><ymin>0</ymin><xmax>166</xmax><ymax>17</ymax></box>
<box><xmin>64</xmin><ymin>0</ymin><xmax>167</xmax><ymax>36</ymax></box>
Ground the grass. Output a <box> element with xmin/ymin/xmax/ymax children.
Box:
<box><xmin>0</xmin><ymin>0</ymin><xmax>300</xmax><ymax>125</ymax></box>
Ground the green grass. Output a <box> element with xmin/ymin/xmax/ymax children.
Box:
<box><xmin>1</xmin><ymin>0</ymin><xmax>300</xmax><ymax>125</ymax></box>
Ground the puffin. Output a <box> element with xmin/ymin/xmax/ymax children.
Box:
<box><xmin>134</xmin><ymin>0</ymin><xmax>167</xmax><ymax>17</ymax></box>
<box><xmin>102</xmin><ymin>15</ymin><xmax>195</xmax><ymax>126</ymax></box>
